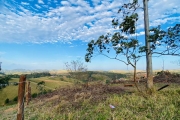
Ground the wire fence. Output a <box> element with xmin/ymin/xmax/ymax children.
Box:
<box><xmin>1</xmin><ymin>80</ymin><xmax>55</xmax><ymax>90</ymax></box>
<box><xmin>1</xmin><ymin>74</ymin><xmax>58</xmax><ymax>120</ymax></box>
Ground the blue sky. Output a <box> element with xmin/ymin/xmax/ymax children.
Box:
<box><xmin>0</xmin><ymin>0</ymin><xmax>180</xmax><ymax>71</ymax></box>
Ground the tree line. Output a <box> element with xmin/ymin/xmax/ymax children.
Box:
<box><xmin>0</xmin><ymin>72</ymin><xmax>51</xmax><ymax>89</ymax></box>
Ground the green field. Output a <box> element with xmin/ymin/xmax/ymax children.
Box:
<box><xmin>0</xmin><ymin>76</ymin><xmax>72</xmax><ymax>106</ymax></box>
<box><xmin>0</xmin><ymin>83</ymin><xmax>180</xmax><ymax>120</ymax></box>
<box><xmin>0</xmin><ymin>71</ymin><xmax>180</xmax><ymax>119</ymax></box>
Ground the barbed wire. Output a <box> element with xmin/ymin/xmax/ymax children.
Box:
<box><xmin>1</xmin><ymin>75</ymin><xmax>57</xmax><ymax>120</ymax></box>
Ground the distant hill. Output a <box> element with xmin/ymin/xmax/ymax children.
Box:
<box><xmin>1</xmin><ymin>69</ymin><xmax>49</xmax><ymax>75</ymax></box>
<box><xmin>1</xmin><ymin>69</ymin><xmax>180</xmax><ymax>75</ymax></box>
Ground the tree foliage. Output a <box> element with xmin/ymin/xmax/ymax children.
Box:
<box><xmin>36</xmin><ymin>81</ymin><xmax>45</xmax><ymax>94</ymax></box>
<box><xmin>0</xmin><ymin>76</ymin><xmax>10</xmax><ymax>89</ymax></box>
<box><xmin>85</xmin><ymin>0</ymin><xmax>142</xmax><ymax>82</ymax></box>
<box><xmin>148</xmin><ymin>24</ymin><xmax>180</xmax><ymax>56</ymax></box>
<box><xmin>27</xmin><ymin>72</ymin><xmax>51</xmax><ymax>78</ymax></box>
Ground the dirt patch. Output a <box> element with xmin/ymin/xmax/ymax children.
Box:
<box><xmin>4</xmin><ymin>106</ymin><xmax>17</xmax><ymax>113</ymax></box>
<box><xmin>153</xmin><ymin>70</ymin><xmax>180</xmax><ymax>83</ymax></box>
<box><xmin>43</xmin><ymin>80</ymin><xmax>60</xmax><ymax>83</ymax></box>
<box><xmin>32</xmin><ymin>83</ymin><xmax>127</xmax><ymax>113</ymax></box>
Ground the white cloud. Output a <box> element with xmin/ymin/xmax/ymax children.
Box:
<box><xmin>21</xmin><ymin>2</ymin><xmax>29</xmax><ymax>6</ymax></box>
<box><xmin>38</xmin><ymin>0</ymin><xmax>44</xmax><ymax>4</ymax></box>
<box><xmin>148</xmin><ymin>0</ymin><xmax>180</xmax><ymax>26</ymax></box>
<box><xmin>35</xmin><ymin>4</ymin><xmax>41</xmax><ymax>9</ymax></box>
<box><xmin>61</xmin><ymin>1</ymin><xmax>70</xmax><ymax>6</ymax></box>
<box><xmin>0</xmin><ymin>0</ymin><xmax>179</xmax><ymax>44</ymax></box>
<box><xmin>131</xmin><ymin>31</ymin><xmax>145</xmax><ymax>37</ymax></box>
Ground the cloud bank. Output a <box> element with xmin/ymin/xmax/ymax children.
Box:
<box><xmin>0</xmin><ymin>0</ymin><xmax>179</xmax><ymax>43</ymax></box>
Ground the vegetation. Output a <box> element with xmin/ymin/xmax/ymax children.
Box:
<box><xmin>1</xmin><ymin>82</ymin><xmax>179</xmax><ymax>120</ymax></box>
<box><xmin>5</xmin><ymin>72</ymin><xmax>51</xmax><ymax>79</ymax></box>
<box><xmin>4</xmin><ymin>98</ymin><xmax>9</xmax><ymax>104</ymax></box>
<box><xmin>85</xmin><ymin>0</ymin><xmax>141</xmax><ymax>84</ymax></box>
<box><xmin>27</xmin><ymin>72</ymin><xmax>51</xmax><ymax>78</ymax></box>
<box><xmin>36</xmin><ymin>81</ymin><xmax>46</xmax><ymax>95</ymax></box>
<box><xmin>0</xmin><ymin>0</ymin><xmax>179</xmax><ymax>119</ymax></box>
<box><xmin>149</xmin><ymin>24</ymin><xmax>180</xmax><ymax>56</ymax></box>
<box><xmin>0</xmin><ymin>76</ymin><xmax>11</xmax><ymax>89</ymax></box>
<box><xmin>0</xmin><ymin>70</ymin><xmax>180</xmax><ymax>119</ymax></box>
<box><xmin>65</xmin><ymin>59</ymin><xmax>88</xmax><ymax>81</ymax></box>
<box><xmin>85</xmin><ymin>0</ymin><xmax>180</xmax><ymax>93</ymax></box>
<box><xmin>85</xmin><ymin>0</ymin><xmax>154</xmax><ymax>93</ymax></box>
<box><xmin>0</xmin><ymin>75</ymin><xmax>72</xmax><ymax>106</ymax></box>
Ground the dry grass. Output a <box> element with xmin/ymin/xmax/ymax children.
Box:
<box><xmin>0</xmin><ymin>82</ymin><xmax>180</xmax><ymax>120</ymax></box>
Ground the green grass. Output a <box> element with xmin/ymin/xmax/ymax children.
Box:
<box><xmin>0</xmin><ymin>76</ymin><xmax>72</xmax><ymax>106</ymax></box>
<box><xmin>0</xmin><ymin>86</ymin><xmax>18</xmax><ymax>106</ymax></box>
<box><xmin>1</xmin><ymin>83</ymin><xmax>179</xmax><ymax>120</ymax></box>
<box><xmin>1</xmin><ymin>72</ymin><xmax>180</xmax><ymax>120</ymax></box>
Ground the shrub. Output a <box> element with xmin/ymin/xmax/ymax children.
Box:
<box><xmin>32</xmin><ymin>93</ymin><xmax>38</xmax><ymax>98</ymax></box>
<box><xmin>43</xmin><ymin>90</ymin><xmax>47</xmax><ymax>94</ymax></box>
<box><xmin>4</xmin><ymin>98</ymin><xmax>9</xmax><ymax>104</ymax></box>
<box><xmin>60</xmin><ymin>77</ymin><xmax>64</xmax><ymax>81</ymax></box>
<box><xmin>106</xmin><ymin>80</ymin><xmax>111</xmax><ymax>84</ymax></box>
<box><xmin>13</xmin><ymin>96</ymin><xmax>18</xmax><ymax>101</ymax></box>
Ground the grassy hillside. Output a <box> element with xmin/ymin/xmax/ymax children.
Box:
<box><xmin>0</xmin><ymin>83</ymin><xmax>180</xmax><ymax>120</ymax></box>
<box><xmin>0</xmin><ymin>71</ymin><xmax>126</xmax><ymax>106</ymax></box>
<box><xmin>0</xmin><ymin>76</ymin><xmax>72</xmax><ymax>106</ymax></box>
<box><xmin>1</xmin><ymin>70</ymin><xmax>180</xmax><ymax>119</ymax></box>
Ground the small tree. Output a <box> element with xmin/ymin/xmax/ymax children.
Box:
<box><xmin>65</xmin><ymin>59</ymin><xmax>88</xmax><ymax>81</ymax></box>
<box><xmin>0</xmin><ymin>76</ymin><xmax>10</xmax><ymax>89</ymax></box>
<box><xmin>36</xmin><ymin>81</ymin><xmax>45</xmax><ymax>95</ymax></box>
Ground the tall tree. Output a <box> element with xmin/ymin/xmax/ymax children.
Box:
<box><xmin>143</xmin><ymin>0</ymin><xmax>153</xmax><ymax>93</ymax></box>
<box><xmin>85</xmin><ymin>0</ymin><xmax>158</xmax><ymax>93</ymax></box>
<box><xmin>85</xmin><ymin>0</ymin><xmax>142</xmax><ymax>84</ymax></box>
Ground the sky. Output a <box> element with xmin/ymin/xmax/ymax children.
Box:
<box><xmin>0</xmin><ymin>0</ymin><xmax>180</xmax><ymax>71</ymax></box>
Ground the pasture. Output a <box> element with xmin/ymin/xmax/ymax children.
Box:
<box><xmin>0</xmin><ymin>71</ymin><xmax>180</xmax><ymax>119</ymax></box>
<box><xmin>0</xmin><ymin>76</ymin><xmax>72</xmax><ymax>106</ymax></box>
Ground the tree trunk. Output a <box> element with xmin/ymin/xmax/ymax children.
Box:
<box><xmin>133</xmin><ymin>66</ymin><xmax>136</xmax><ymax>82</ymax></box>
<box><xmin>143</xmin><ymin>0</ymin><xmax>154</xmax><ymax>93</ymax></box>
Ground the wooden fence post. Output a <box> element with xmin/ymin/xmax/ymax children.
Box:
<box><xmin>26</xmin><ymin>81</ymin><xmax>31</xmax><ymax>105</ymax></box>
<box><xmin>17</xmin><ymin>75</ymin><xmax>26</xmax><ymax>120</ymax></box>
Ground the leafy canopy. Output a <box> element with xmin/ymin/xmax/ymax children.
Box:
<box><xmin>85</xmin><ymin>0</ymin><xmax>142</xmax><ymax>68</ymax></box>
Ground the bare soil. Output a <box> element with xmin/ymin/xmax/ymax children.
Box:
<box><xmin>32</xmin><ymin>83</ymin><xmax>128</xmax><ymax>113</ymax></box>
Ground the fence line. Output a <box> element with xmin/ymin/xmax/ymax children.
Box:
<box><xmin>3</xmin><ymin>80</ymin><xmax>55</xmax><ymax>90</ymax></box>
<box><xmin>1</xmin><ymin>75</ymin><xmax>57</xmax><ymax>120</ymax></box>
<box><xmin>17</xmin><ymin>75</ymin><xmax>26</xmax><ymax>120</ymax></box>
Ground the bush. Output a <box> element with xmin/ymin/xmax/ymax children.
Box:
<box><xmin>43</xmin><ymin>90</ymin><xmax>47</xmax><ymax>94</ymax></box>
<box><xmin>13</xmin><ymin>96</ymin><xmax>18</xmax><ymax>101</ymax></box>
<box><xmin>32</xmin><ymin>93</ymin><xmax>38</xmax><ymax>98</ymax></box>
<box><xmin>60</xmin><ymin>77</ymin><xmax>64</xmax><ymax>81</ymax></box>
<box><xmin>106</xmin><ymin>80</ymin><xmax>111</xmax><ymax>84</ymax></box>
<box><xmin>4</xmin><ymin>98</ymin><xmax>9</xmax><ymax>104</ymax></box>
